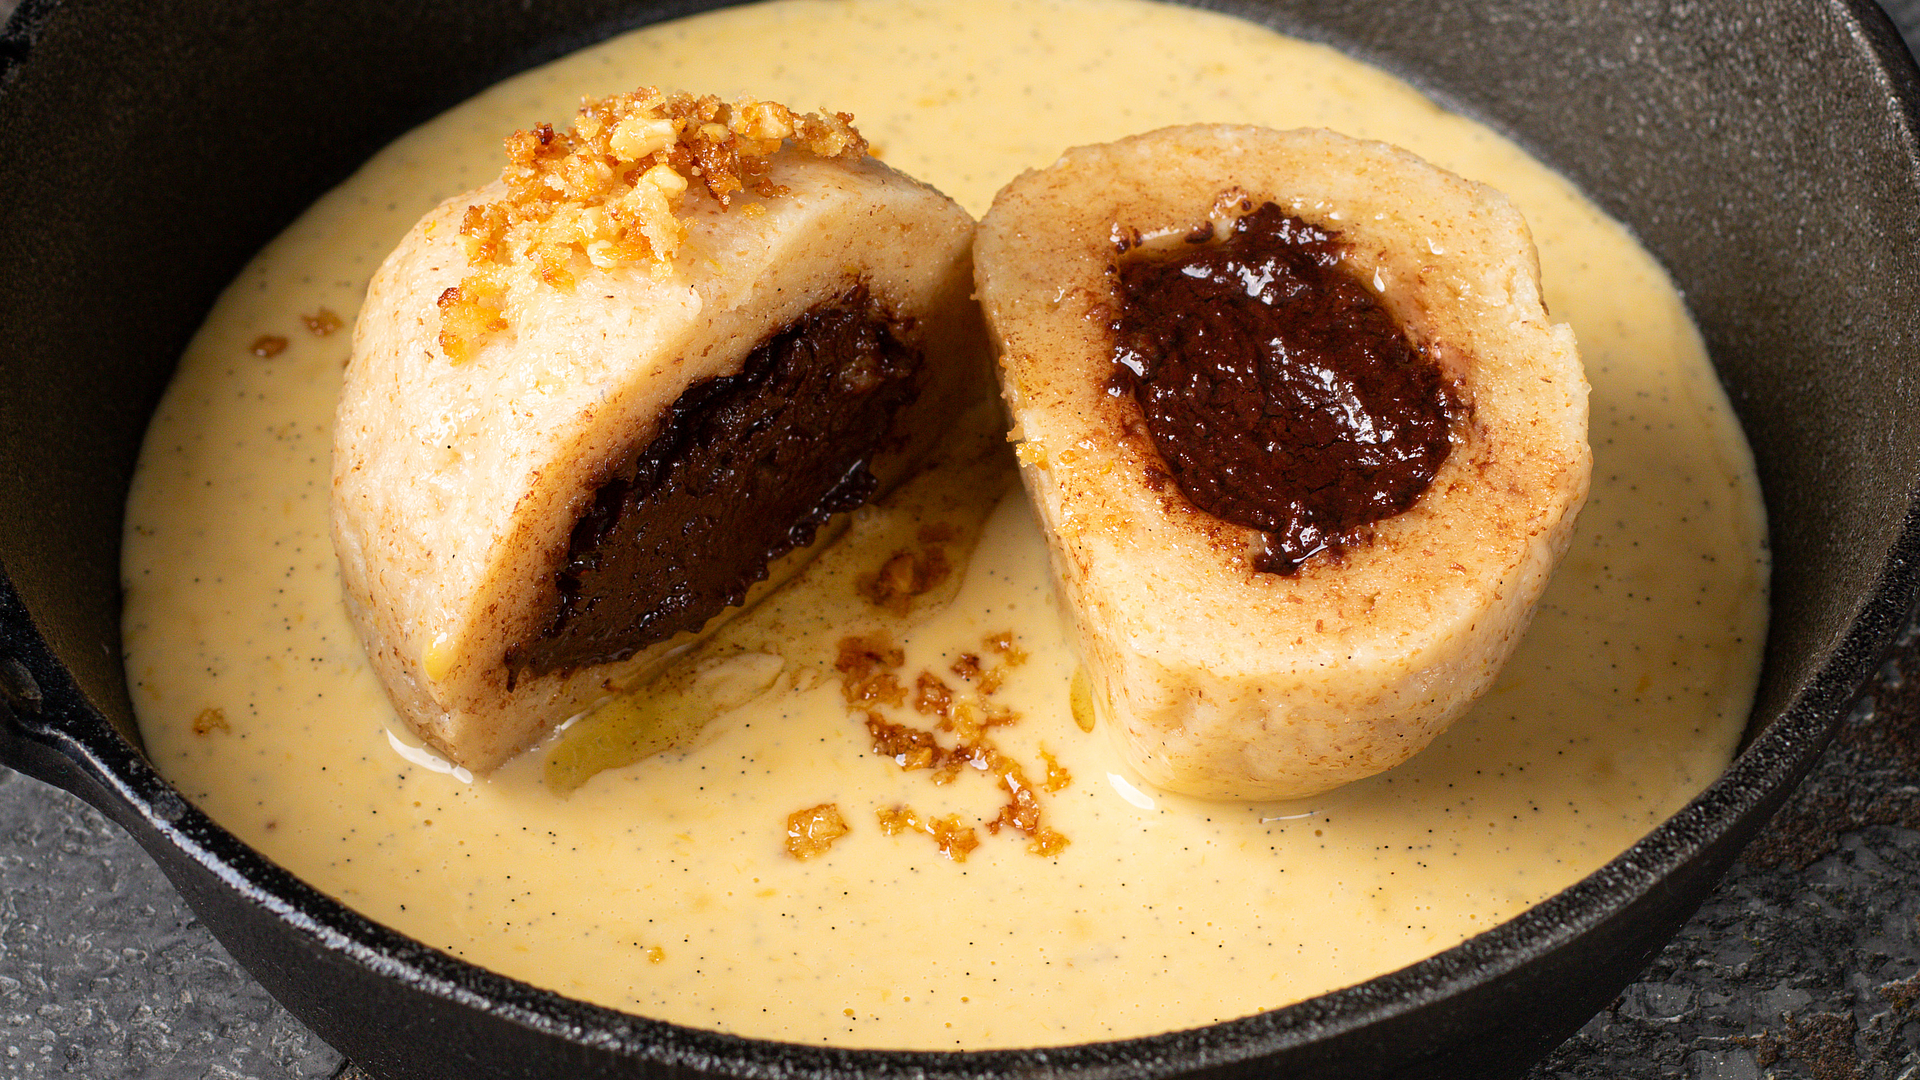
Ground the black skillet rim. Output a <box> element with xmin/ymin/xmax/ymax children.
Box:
<box><xmin>2</xmin><ymin>0</ymin><xmax>1919</xmax><ymax>1075</ymax></box>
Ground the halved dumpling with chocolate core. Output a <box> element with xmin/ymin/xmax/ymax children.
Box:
<box><xmin>974</xmin><ymin>125</ymin><xmax>1589</xmax><ymax>800</ymax></box>
<box><xmin>333</xmin><ymin>91</ymin><xmax>986</xmax><ymax>772</ymax></box>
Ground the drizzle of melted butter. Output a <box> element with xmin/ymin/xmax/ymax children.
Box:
<box><xmin>121</xmin><ymin>0</ymin><xmax>1767</xmax><ymax>1051</ymax></box>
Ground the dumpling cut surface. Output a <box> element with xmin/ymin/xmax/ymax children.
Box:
<box><xmin>333</xmin><ymin>95</ymin><xmax>985</xmax><ymax>773</ymax></box>
<box><xmin>974</xmin><ymin>125</ymin><xmax>1589</xmax><ymax>800</ymax></box>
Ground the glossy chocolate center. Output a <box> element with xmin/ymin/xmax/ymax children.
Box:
<box><xmin>508</xmin><ymin>283</ymin><xmax>919</xmax><ymax>681</ymax></box>
<box><xmin>1113</xmin><ymin>202</ymin><xmax>1454</xmax><ymax>574</ymax></box>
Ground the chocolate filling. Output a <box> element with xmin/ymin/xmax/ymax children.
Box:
<box><xmin>1112</xmin><ymin>201</ymin><xmax>1455</xmax><ymax>575</ymax></box>
<box><xmin>507</xmin><ymin>283</ymin><xmax>919</xmax><ymax>682</ymax></box>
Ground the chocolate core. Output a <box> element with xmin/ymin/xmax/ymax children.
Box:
<box><xmin>1112</xmin><ymin>202</ymin><xmax>1454</xmax><ymax>574</ymax></box>
<box><xmin>507</xmin><ymin>283</ymin><xmax>919</xmax><ymax>681</ymax></box>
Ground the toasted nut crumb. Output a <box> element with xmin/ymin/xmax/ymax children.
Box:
<box><xmin>1040</xmin><ymin>747</ymin><xmax>1072</xmax><ymax>793</ymax></box>
<box><xmin>835</xmin><ymin>634</ymin><xmax>904</xmax><ymax>683</ymax></box>
<box><xmin>983</xmin><ymin>631</ymin><xmax>1027</xmax><ymax>666</ymax></box>
<box><xmin>912</xmin><ymin>672</ymin><xmax>953</xmax><ymax>719</ymax></box>
<box><xmin>785</xmin><ymin>802</ymin><xmax>850</xmax><ymax>860</ymax></box>
<box><xmin>865</xmin><ymin>713</ymin><xmax>961</xmax><ymax>780</ymax></box>
<box><xmin>1028</xmin><ymin>826</ymin><xmax>1070</xmax><ymax>858</ymax></box>
<box><xmin>876</xmin><ymin>805</ymin><xmax>980</xmax><ymax>862</ymax></box>
<box><xmin>192</xmin><ymin>707</ymin><xmax>230</xmax><ymax>735</ymax></box>
<box><xmin>842</xmin><ymin>670</ymin><xmax>907</xmax><ymax>708</ymax></box>
<box><xmin>302</xmin><ymin>308</ymin><xmax>343</xmax><ymax>336</ymax></box>
<box><xmin>857</xmin><ymin>546</ymin><xmax>951</xmax><ymax>617</ymax></box>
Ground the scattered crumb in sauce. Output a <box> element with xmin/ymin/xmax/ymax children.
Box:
<box><xmin>856</xmin><ymin>544</ymin><xmax>953</xmax><ymax>616</ymax></box>
<box><xmin>302</xmin><ymin>308</ymin><xmax>343</xmax><ymax>336</ymax></box>
<box><xmin>248</xmin><ymin>334</ymin><xmax>288</xmax><ymax>357</ymax></box>
<box><xmin>835</xmin><ymin>634</ymin><xmax>908</xmax><ymax>707</ymax></box>
<box><xmin>866</xmin><ymin>712</ymin><xmax>966</xmax><ymax>781</ymax></box>
<box><xmin>950</xmin><ymin>651</ymin><xmax>982</xmax><ymax>681</ymax></box>
<box><xmin>875</xmin><ymin>805</ymin><xmax>981</xmax><ymax>861</ymax></box>
<box><xmin>786</xmin><ymin>802</ymin><xmax>851</xmax><ymax>860</ymax></box>
<box><xmin>191</xmin><ymin>707</ymin><xmax>229</xmax><ymax>735</ymax></box>
<box><xmin>839</xmin><ymin>631</ymin><xmax>1072</xmax><ymax>860</ymax></box>
<box><xmin>1039</xmin><ymin>747</ymin><xmax>1072</xmax><ymax>793</ymax></box>
<box><xmin>982</xmin><ymin>631</ymin><xmax>1027</xmax><ymax>666</ymax></box>
<box><xmin>911</xmin><ymin>671</ymin><xmax>953</xmax><ymax>719</ymax></box>
<box><xmin>438</xmin><ymin>87</ymin><xmax>869</xmax><ymax>362</ymax></box>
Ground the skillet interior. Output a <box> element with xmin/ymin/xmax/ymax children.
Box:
<box><xmin>1</xmin><ymin>0</ymin><xmax>1918</xmax><ymax>1076</ymax></box>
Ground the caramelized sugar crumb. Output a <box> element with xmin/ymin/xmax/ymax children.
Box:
<box><xmin>982</xmin><ymin>630</ymin><xmax>1027</xmax><ymax>666</ymax></box>
<box><xmin>831</xmin><ymin>630</ymin><xmax>1068</xmax><ymax>859</ymax></box>
<box><xmin>191</xmin><ymin>707</ymin><xmax>230</xmax><ymax>735</ymax></box>
<box><xmin>439</xmin><ymin>87</ymin><xmax>869</xmax><ymax>363</ymax></box>
<box><xmin>987</xmin><ymin>761</ymin><xmax>1043</xmax><ymax>836</ymax></box>
<box><xmin>943</xmin><ymin>698</ymin><xmax>1016</xmax><ymax>743</ymax></box>
<box><xmin>302</xmin><ymin>308</ymin><xmax>343</xmax><ymax>336</ymax></box>
<box><xmin>876</xmin><ymin>805</ymin><xmax>980</xmax><ymax>862</ymax></box>
<box><xmin>1027</xmin><ymin>827</ymin><xmax>1070</xmax><ymax>858</ymax></box>
<box><xmin>437</xmin><ymin>282</ymin><xmax>508</xmax><ymax>361</ymax></box>
<box><xmin>843</xmin><ymin>670</ymin><xmax>907</xmax><ymax>708</ymax></box>
<box><xmin>857</xmin><ymin>545</ymin><xmax>953</xmax><ymax>616</ymax></box>
<box><xmin>912</xmin><ymin>671</ymin><xmax>954</xmax><ymax>719</ymax></box>
<box><xmin>836</xmin><ymin>634</ymin><xmax>905</xmax><ymax>682</ymax></box>
<box><xmin>836</xmin><ymin>635</ymin><xmax>908</xmax><ymax>705</ymax></box>
<box><xmin>954</xmin><ymin>635</ymin><xmax>1021</xmax><ymax>694</ymax></box>
<box><xmin>950</xmin><ymin>653</ymin><xmax>983</xmax><ymax>683</ymax></box>
<box><xmin>785</xmin><ymin>802</ymin><xmax>851</xmax><ymax>860</ymax></box>
<box><xmin>866</xmin><ymin>713</ymin><xmax>966</xmax><ymax>783</ymax></box>
<box><xmin>1039</xmin><ymin>747</ymin><xmax>1072</xmax><ymax>793</ymax></box>
<box><xmin>249</xmin><ymin>335</ymin><xmax>288</xmax><ymax>358</ymax></box>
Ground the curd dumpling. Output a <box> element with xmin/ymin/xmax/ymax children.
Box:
<box><xmin>333</xmin><ymin>90</ymin><xmax>985</xmax><ymax>772</ymax></box>
<box><xmin>974</xmin><ymin>125</ymin><xmax>1589</xmax><ymax>799</ymax></box>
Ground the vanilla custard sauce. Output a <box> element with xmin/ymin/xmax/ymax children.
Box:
<box><xmin>121</xmin><ymin>0</ymin><xmax>1769</xmax><ymax>1050</ymax></box>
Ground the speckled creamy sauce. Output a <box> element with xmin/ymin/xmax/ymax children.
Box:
<box><xmin>122</xmin><ymin>0</ymin><xmax>1768</xmax><ymax>1051</ymax></box>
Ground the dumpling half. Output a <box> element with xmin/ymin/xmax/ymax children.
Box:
<box><xmin>974</xmin><ymin>125</ymin><xmax>1588</xmax><ymax>800</ymax></box>
<box><xmin>333</xmin><ymin>90</ymin><xmax>986</xmax><ymax>772</ymax></box>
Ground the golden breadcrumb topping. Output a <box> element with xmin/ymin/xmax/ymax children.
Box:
<box><xmin>438</xmin><ymin>87</ymin><xmax>869</xmax><ymax>363</ymax></box>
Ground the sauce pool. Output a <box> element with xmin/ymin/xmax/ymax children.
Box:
<box><xmin>121</xmin><ymin>0</ymin><xmax>1768</xmax><ymax>1050</ymax></box>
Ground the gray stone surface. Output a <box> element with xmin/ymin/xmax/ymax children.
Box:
<box><xmin>0</xmin><ymin>771</ymin><xmax>343</xmax><ymax>1080</ymax></box>
<box><xmin>2</xmin><ymin>1</ymin><xmax>1919</xmax><ymax>1078</ymax></box>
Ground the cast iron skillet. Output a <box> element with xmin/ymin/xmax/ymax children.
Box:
<box><xmin>2</xmin><ymin>0</ymin><xmax>1919</xmax><ymax>1076</ymax></box>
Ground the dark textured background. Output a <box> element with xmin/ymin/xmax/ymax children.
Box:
<box><xmin>2</xmin><ymin>1</ymin><xmax>1919</xmax><ymax>1077</ymax></box>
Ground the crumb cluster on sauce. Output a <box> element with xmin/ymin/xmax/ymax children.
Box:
<box><xmin>798</xmin><ymin>628</ymin><xmax>1068</xmax><ymax>863</ymax></box>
